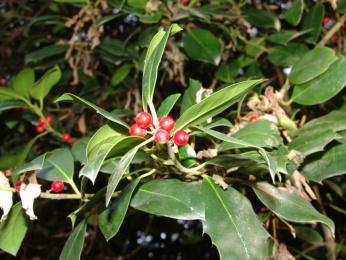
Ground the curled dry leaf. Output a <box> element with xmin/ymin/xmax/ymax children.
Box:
<box><xmin>0</xmin><ymin>171</ymin><xmax>13</xmax><ymax>221</ymax></box>
<box><xmin>197</xmin><ymin>148</ymin><xmax>218</xmax><ymax>159</ymax></box>
<box><xmin>212</xmin><ymin>174</ymin><xmax>228</xmax><ymax>190</ymax></box>
<box><xmin>19</xmin><ymin>184</ymin><xmax>41</xmax><ymax>220</ymax></box>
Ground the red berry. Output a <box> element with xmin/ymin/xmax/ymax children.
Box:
<box><xmin>323</xmin><ymin>17</ymin><xmax>330</xmax><ymax>26</ymax></box>
<box><xmin>135</xmin><ymin>112</ymin><xmax>152</xmax><ymax>129</ymax></box>
<box><xmin>154</xmin><ymin>129</ymin><xmax>170</xmax><ymax>144</ymax></box>
<box><xmin>129</xmin><ymin>124</ymin><xmax>147</xmax><ymax>137</ymax></box>
<box><xmin>181</xmin><ymin>0</ymin><xmax>189</xmax><ymax>6</ymax></box>
<box><xmin>51</xmin><ymin>180</ymin><xmax>64</xmax><ymax>193</ymax></box>
<box><xmin>173</xmin><ymin>130</ymin><xmax>189</xmax><ymax>146</ymax></box>
<box><xmin>247</xmin><ymin>113</ymin><xmax>259</xmax><ymax>122</ymax></box>
<box><xmin>62</xmin><ymin>132</ymin><xmax>71</xmax><ymax>142</ymax></box>
<box><xmin>331</xmin><ymin>34</ymin><xmax>338</xmax><ymax>43</ymax></box>
<box><xmin>15</xmin><ymin>181</ymin><xmax>21</xmax><ymax>192</ymax></box>
<box><xmin>38</xmin><ymin>117</ymin><xmax>46</xmax><ymax>125</ymax></box>
<box><xmin>35</xmin><ymin>125</ymin><xmax>45</xmax><ymax>133</ymax></box>
<box><xmin>0</xmin><ymin>78</ymin><xmax>6</xmax><ymax>86</ymax></box>
<box><xmin>46</xmin><ymin>115</ymin><xmax>53</xmax><ymax>124</ymax></box>
<box><xmin>159</xmin><ymin>116</ymin><xmax>175</xmax><ymax>132</ymax></box>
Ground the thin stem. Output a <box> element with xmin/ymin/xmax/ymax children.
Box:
<box><xmin>148</xmin><ymin>101</ymin><xmax>159</xmax><ymax>128</ymax></box>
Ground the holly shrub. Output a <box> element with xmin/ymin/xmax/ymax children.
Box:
<box><xmin>1</xmin><ymin>0</ymin><xmax>346</xmax><ymax>259</ymax></box>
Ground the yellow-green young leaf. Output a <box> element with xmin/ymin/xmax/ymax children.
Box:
<box><xmin>174</xmin><ymin>80</ymin><xmax>263</xmax><ymax>131</ymax></box>
<box><xmin>30</xmin><ymin>65</ymin><xmax>61</xmax><ymax>102</ymax></box>
<box><xmin>253</xmin><ymin>182</ymin><xmax>335</xmax><ymax>235</ymax></box>
<box><xmin>292</xmin><ymin>57</ymin><xmax>346</xmax><ymax>105</ymax></box>
<box><xmin>289</xmin><ymin>47</ymin><xmax>337</xmax><ymax>85</ymax></box>
<box><xmin>59</xmin><ymin>219</ymin><xmax>87</xmax><ymax>260</ymax></box>
<box><xmin>183</xmin><ymin>28</ymin><xmax>223</xmax><ymax>65</ymax></box>
<box><xmin>284</xmin><ymin>0</ymin><xmax>304</xmax><ymax>26</ymax></box>
<box><xmin>55</xmin><ymin>93</ymin><xmax>128</xmax><ymax>130</ymax></box>
<box><xmin>142</xmin><ymin>24</ymin><xmax>182</xmax><ymax>110</ymax></box>
<box><xmin>302</xmin><ymin>143</ymin><xmax>346</xmax><ymax>182</ymax></box>
<box><xmin>13</xmin><ymin>68</ymin><xmax>35</xmax><ymax>98</ymax></box>
<box><xmin>0</xmin><ymin>203</ymin><xmax>29</xmax><ymax>256</ymax></box>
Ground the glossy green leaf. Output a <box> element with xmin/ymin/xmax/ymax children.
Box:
<box><xmin>99</xmin><ymin>177</ymin><xmax>142</xmax><ymax>241</ymax></box>
<box><xmin>245</xmin><ymin>8</ymin><xmax>280</xmax><ymax>30</ymax></box>
<box><xmin>0</xmin><ymin>88</ymin><xmax>27</xmax><ymax>101</ymax></box>
<box><xmin>131</xmin><ymin>178</ymin><xmax>269</xmax><ymax>259</ymax></box>
<box><xmin>183</xmin><ymin>28</ymin><xmax>222</xmax><ymax>65</ymax></box>
<box><xmin>157</xmin><ymin>93</ymin><xmax>181</xmax><ymax>117</ymax></box>
<box><xmin>302</xmin><ymin>3</ymin><xmax>324</xmax><ymax>43</ymax></box>
<box><xmin>202</xmin><ymin>176</ymin><xmax>269</xmax><ymax>260</ymax></box>
<box><xmin>174</xmin><ymin>80</ymin><xmax>263</xmax><ymax>131</ymax></box>
<box><xmin>302</xmin><ymin>143</ymin><xmax>346</xmax><ymax>182</ymax></box>
<box><xmin>268</xmin><ymin>43</ymin><xmax>309</xmax><ymax>67</ymax></box>
<box><xmin>0</xmin><ymin>203</ymin><xmax>29</xmax><ymax>256</ymax></box>
<box><xmin>81</xmin><ymin>136</ymin><xmax>141</xmax><ymax>184</ymax></box>
<box><xmin>198</xmin><ymin>126</ymin><xmax>277</xmax><ymax>181</ymax></box>
<box><xmin>55</xmin><ymin>93</ymin><xmax>128</xmax><ymax>130</ymax></box>
<box><xmin>289</xmin><ymin>47</ymin><xmax>337</xmax><ymax>85</ymax></box>
<box><xmin>216</xmin><ymin>60</ymin><xmax>241</xmax><ymax>83</ymax></box>
<box><xmin>142</xmin><ymin>24</ymin><xmax>182</xmax><ymax>110</ymax></box>
<box><xmin>25</xmin><ymin>44</ymin><xmax>67</xmax><ymax>64</ymax></box>
<box><xmin>13</xmin><ymin>68</ymin><xmax>35</xmax><ymax>98</ymax></box>
<box><xmin>295</xmin><ymin>226</ymin><xmax>323</xmax><ymax>244</ymax></box>
<box><xmin>253</xmin><ymin>182</ymin><xmax>335</xmax><ymax>235</ymax></box>
<box><xmin>30</xmin><ymin>65</ymin><xmax>61</xmax><ymax>102</ymax></box>
<box><xmin>131</xmin><ymin>179</ymin><xmax>204</xmax><ymax>220</ymax></box>
<box><xmin>219</xmin><ymin>119</ymin><xmax>282</xmax><ymax>150</ymax></box>
<box><xmin>37</xmin><ymin>148</ymin><xmax>74</xmax><ymax>182</ymax></box>
<box><xmin>72</xmin><ymin>137</ymin><xmax>89</xmax><ymax>164</ymax></box>
<box><xmin>13</xmin><ymin>153</ymin><xmax>50</xmax><ymax>175</ymax></box>
<box><xmin>284</xmin><ymin>0</ymin><xmax>304</xmax><ymax>26</ymax></box>
<box><xmin>180</xmin><ymin>79</ymin><xmax>202</xmax><ymax>115</ymax></box>
<box><xmin>106</xmin><ymin>138</ymin><xmax>152</xmax><ymax>206</ymax></box>
<box><xmin>59</xmin><ymin>219</ymin><xmax>87</xmax><ymax>260</ymax></box>
<box><xmin>245</xmin><ymin>37</ymin><xmax>266</xmax><ymax>59</ymax></box>
<box><xmin>0</xmin><ymin>100</ymin><xmax>26</xmax><ymax>112</ymax></box>
<box><xmin>298</xmin><ymin>110</ymin><xmax>346</xmax><ymax>136</ymax></box>
<box><xmin>111</xmin><ymin>64</ymin><xmax>132</xmax><ymax>86</ymax></box>
<box><xmin>289</xmin><ymin>129</ymin><xmax>340</xmax><ymax>156</ymax></box>
<box><xmin>292</xmin><ymin>57</ymin><xmax>346</xmax><ymax>105</ymax></box>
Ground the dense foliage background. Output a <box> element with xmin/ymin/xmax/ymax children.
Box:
<box><xmin>1</xmin><ymin>0</ymin><xmax>346</xmax><ymax>259</ymax></box>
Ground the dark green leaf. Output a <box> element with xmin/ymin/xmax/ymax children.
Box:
<box><xmin>55</xmin><ymin>93</ymin><xmax>128</xmax><ymax>130</ymax></box>
<box><xmin>302</xmin><ymin>3</ymin><xmax>324</xmax><ymax>43</ymax></box>
<box><xmin>157</xmin><ymin>93</ymin><xmax>181</xmax><ymax>117</ymax></box>
<box><xmin>245</xmin><ymin>38</ymin><xmax>266</xmax><ymax>59</ymax></box>
<box><xmin>59</xmin><ymin>219</ymin><xmax>87</xmax><ymax>260</ymax></box>
<box><xmin>202</xmin><ymin>176</ymin><xmax>269</xmax><ymax>260</ymax></box>
<box><xmin>292</xmin><ymin>58</ymin><xmax>346</xmax><ymax>105</ymax></box>
<box><xmin>245</xmin><ymin>8</ymin><xmax>280</xmax><ymax>30</ymax></box>
<box><xmin>253</xmin><ymin>182</ymin><xmax>335</xmax><ymax>234</ymax></box>
<box><xmin>25</xmin><ymin>44</ymin><xmax>67</xmax><ymax>64</ymax></box>
<box><xmin>0</xmin><ymin>203</ymin><xmax>29</xmax><ymax>256</ymax></box>
<box><xmin>0</xmin><ymin>100</ymin><xmax>26</xmax><ymax>112</ymax></box>
<box><xmin>106</xmin><ymin>138</ymin><xmax>152</xmax><ymax>206</ymax></box>
<box><xmin>219</xmin><ymin>119</ymin><xmax>282</xmax><ymax>150</ymax></box>
<box><xmin>284</xmin><ymin>0</ymin><xmax>304</xmax><ymax>26</ymax></box>
<box><xmin>180</xmin><ymin>79</ymin><xmax>202</xmax><ymax>115</ymax></box>
<box><xmin>302</xmin><ymin>143</ymin><xmax>346</xmax><ymax>182</ymax></box>
<box><xmin>289</xmin><ymin>47</ymin><xmax>337</xmax><ymax>85</ymax></box>
<box><xmin>174</xmin><ymin>80</ymin><xmax>263</xmax><ymax>131</ymax></box>
<box><xmin>183</xmin><ymin>28</ymin><xmax>223</xmax><ymax>65</ymax></box>
<box><xmin>215</xmin><ymin>60</ymin><xmax>241</xmax><ymax>83</ymax></box>
<box><xmin>268</xmin><ymin>43</ymin><xmax>309</xmax><ymax>67</ymax></box>
<box><xmin>99</xmin><ymin>177</ymin><xmax>142</xmax><ymax>241</ymax></box>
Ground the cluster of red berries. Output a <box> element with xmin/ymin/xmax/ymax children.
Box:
<box><xmin>35</xmin><ymin>115</ymin><xmax>53</xmax><ymax>133</ymax></box>
<box><xmin>14</xmin><ymin>180</ymin><xmax>64</xmax><ymax>193</ymax></box>
<box><xmin>322</xmin><ymin>16</ymin><xmax>346</xmax><ymax>44</ymax></box>
<box><xmin>129</xmin><ymin>112</ymin><xmax>189</xmax><ymax>146</ymax></box>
